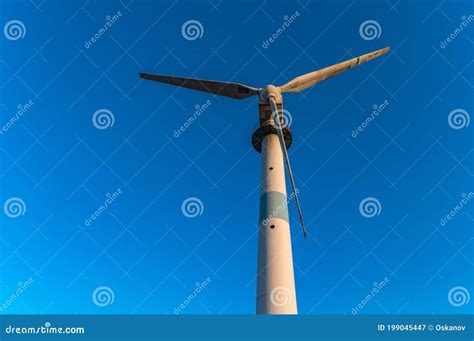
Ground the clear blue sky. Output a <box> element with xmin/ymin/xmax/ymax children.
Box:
<box><xmin>1</xmin><ymin>0</ymin><xmax>472</xmax><ymax>315</ymax></box>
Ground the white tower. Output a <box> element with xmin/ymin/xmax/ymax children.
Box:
<box><xmin>253</xmin><ymin>87</ymin><xmax>299</xmax><ymax>314</ymax></box>
<box><xmin>256</xmin><ymin>133</ymin><xmax>298</xmax><ymax>313</ymax></box>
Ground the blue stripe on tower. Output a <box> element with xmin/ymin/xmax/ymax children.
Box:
<box><xmin>259</xmin><ymin>191</ymin><xmax>289</xmax><ymax>225</ymax></box>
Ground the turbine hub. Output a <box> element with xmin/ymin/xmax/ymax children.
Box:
<box><xmin>259</xmin><ymin>85</ymin><xmax>282</xmax><ymax>104</ymax></box>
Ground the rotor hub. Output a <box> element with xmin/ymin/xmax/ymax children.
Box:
<box><xmin>259</xmin><ymin>85</ymin><xmax>282</xmax><ymax>104</ymax></box>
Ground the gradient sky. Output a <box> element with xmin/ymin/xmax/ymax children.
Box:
<box><xmin>0</xmin><ymin>0</ymin><xmax>473</xmax><ymax>315</ymax></box>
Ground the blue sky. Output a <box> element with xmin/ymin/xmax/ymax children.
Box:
<box><xmin>0</xmin><ymin>0</ymin><xmax>473</xmax><ymax>315</ymax></box>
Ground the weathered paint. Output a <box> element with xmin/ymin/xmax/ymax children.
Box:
<box><xmin>259</xmin><ymin>191</ymin><xmax>289</xmax><ymax>224</ymax></box>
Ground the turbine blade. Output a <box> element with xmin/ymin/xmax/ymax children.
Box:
<box><xmin>280</xmin><ymin>47</ymin><xmax>390</xmax><ymax>93</ymax></box>
<box><xmin>269</xmin><ymin>97</ymin><xmax>308</xmax><ymax>239</ymax></box>
<box><xmin>139</xmin><ymin>72</ymin><xmax>260</xmax><ymax>100</ymax></box>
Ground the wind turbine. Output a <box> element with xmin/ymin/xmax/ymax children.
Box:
<box><xmin>139</xmin><ymin>46</ymin><xmax>389</xmax><ymax>314</ymax></box>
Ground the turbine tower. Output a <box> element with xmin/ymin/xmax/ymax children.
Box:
<box><xmin>139</xmin><ymin>47</ymin><xmax>389</xmax><ymax>314</ymax></box>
